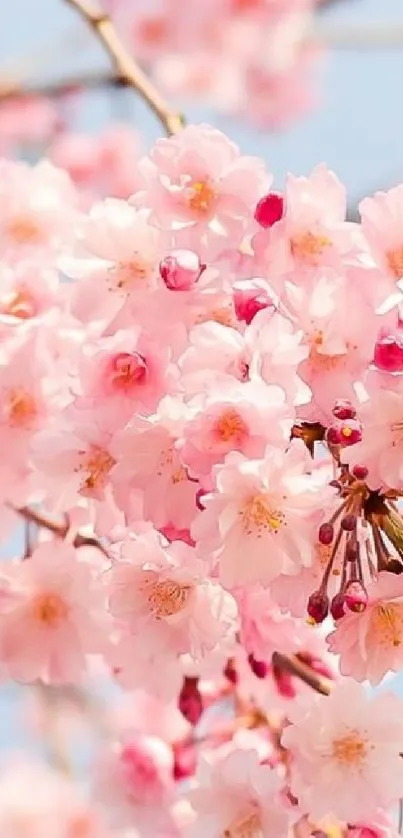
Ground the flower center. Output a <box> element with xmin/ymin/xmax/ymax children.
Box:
<box><xmin>141</xmin><ymin>574</ymin><xmax>192</xmax><ymax>618</ymax></box>
<box><xmin>307</xmin><ymin>330</ymin><xmax>347</xmax><ymax>372</ymax></box>
<box><xmin>33</xmin><ymin>593</ymin><xmax>69</xmax><ymax>626</ymax></box>
<box><xmin>213</xmin><ymin>408</ymin><xmax>248</xmax><ymax>444</ymax></box>
<box><xmin>5</xmin><ymin>387</ymin><xmax>37</xmax><ymax>429</ymax></box>
<box><xmin>1</xmin><ymin>289</ymin><xmax>37</xmax><ymax>319</ymax></box>
<box><xmin>290</xmin><ymin>231</ymin><xmax>332</xmax><ymax>265</ymax></box>
<box><xmin>110</xmin><ymin>352</ymin><xmax>147</xmax><ymax>391</ymax></box>
<box><xmin>223</xmin><ymin>806</ymin><xmax>262</xmax><ymax>838</ymax></box>
<box><xmin>386</xmin><ymin>247</ymin><xmax>403</xmax><ymax>279</ymax></box>
<box><xmin>109</xmin><ymin>258</ymin><xmax>151</xmax><ymax>290</ymax></box>
<box><xmin>77</xmin><ymin>446</ymin><xmax>116</xmax><ymax>493</ymax></box>
<box><xmin>171</xmin><ymin>465</ymin><xmax>188</xmax><ymax>484</ymax></box>
<box><xmin>240</xmin><ymin>494</ymin><xmax>286</xmax><ymax>536</ymax></box>
<box><xmin>188</xmin><ymin>180</ymin><xmax>216</xmax><ymax>214</ymax></box>
<box><xmin>332</xmin><ymin>730</ymin><xmax>367</xmax><ymax>766</ymax></box>
<box><xmin>371</xmin><ymin>603</ymin><xmax>403</xmax><ymax>648</ymax></box>
<box><xmin>7</xmin><ymin>216</ymin><xmax>43</xmax><ymax>245</ymax></box>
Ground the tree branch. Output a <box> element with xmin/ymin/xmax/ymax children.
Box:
<box><xmin>0</xmin><ymin>70</ymin><xmax>125</xmax><ymax>101</ymax></box>
<box><xmin>272</xmin><ymin>652</ymin><xmax>332</xmax><ymax>696</ymax></box>
<box><xmin>16</xmin><ymin>506</ymin><xmax>110</xmax><ymax>558</ymax></box>
<box><xmin>63</xmin><ymin>0</ymin><xmax>184</xmax><ymax>135</ymax></box>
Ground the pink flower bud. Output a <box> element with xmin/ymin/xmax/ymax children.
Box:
<box><xmin>352</xmin><ymin>465</ymin><xmax>368</xmax><ymax>480</ymax></box>
<box><xmin>178</xmin><ymin>677</ymin><xmax>203</xmax><ymax>726</ymax></box>
<box><xmin>254</xmin><ymin>192</ymin><xmax>284</xmax><ymax>228</ymax></box>
<box><xmin>332</xmin><ymin>399</ymin><xmax>356</xmax><ymax>421</ymax></box>
<box><xmin>307</xmin><ymin>590</ymin><xmax>329</xmax><ymax>623</ymax></box>
<box><xmin>341</xmin><ymin>513</ymin><xmax>357</xmax><ymax>532</ymax></box>
<box><xmin>247</xmin><ymin>653</ymin><xmax>268</xmax><ymax>679</ymax></box>
<box><xmin>344</xmin><ymin>580</ymin><xmax>368</xmax><ymax>613</ymax></box>
<box><xmin>172</xmin><ymin>740</ymin><xmax>197</xmax><ymax>781</ymax></box>
<box><xmin>160</xmin><ymin>250</ymin><xmax>204</xmax><ymax>291</ymax></box>
<box><xmin>272</xmin><ymin>667</ymin><xmax>296</xmax><ymax>699</ymax></box>
<box><xmin>330</xmin><ymin>592</ymin><xmax>346</xmax><ymax>620</ymax></box>
<box><xmin>326</xmin><ymin>426</ymin><xmax>342</xmax><ymax>445</ymax></box>
<box><xmin>374</xmin><ymin>327</ymin><xmax>403</xmax><ymax>372</ymax></box>
<box><xmin>233</xmin><ymin>279</ymin><xmax>274</xmax><ymax>325</ymax></box>
<box><xmin>318</xmin><ymin>522</ymin><xmax>334</xmax><ymax>545</ymax></box>
<box><xmin>224</xmin><ymin>659</ymin><xmax>238</xmax><ymax>685</ymax></box>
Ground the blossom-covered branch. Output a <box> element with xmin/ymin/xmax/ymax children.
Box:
<box><xmin>63</xmin><ymin>0</ymin><xmax>184</xmax><ymax>135</ymax></box>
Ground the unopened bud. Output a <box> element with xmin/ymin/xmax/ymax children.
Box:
<box><xmin>352</xmin><ymin>465</ymin><xmax>368</xmax><ymax>480</ymax></box>
<box><xmin>318</xmin><ymin>522</ymin><xmax>334</xmax><ymax>545</ymax></box>
<box><xmin>172</xmin><ymin>740</ymin><xmax>197</xmax><ymax>781</ymax></box>
<box><xmin>330</xmin><ymin>592</ymin><xmax>346</xmax><ymax>620</ymax></box>
<box><xmin>332</xmin><ymin>399</ymin><xmax>356</xmax><ymax>421</ymax></box>
<box><xmin>247</xmin><ymin>653</ymin><xmax>268</xmax><ymax>679</ymax></box>
<box><xmin>341</xmin><ymin>513</ymin><xmax>357</xmax><ymax>532</ymax></box>
<box><xmin>326</xmin><ymin>426</ymin><xmax>342</xmax><ymax>446</ymax></box>
<box><xmin>178</xmin><ymin>677</ymin><xmax>203</xmax><ymax>726</ymax></box>
<box><xmin>374</xmin><ymin>327</ymin><xmax>403</xmax><ymax>372</ymax></box>
<box><xmin>160</xmin><ymin>250</ymin><xmax>204</xmax><ymax>291</ymax></box>
<box><xmin>344</xmin><ymin>580</ymin><xmax>368</xmax><ymax>613</ymax></box>
<box><xmin>233</xmin><ymin>279</ymin><xmax>274</xmax><ymax>325</ymax></box>
<box><xmin>307</xmin><ymin>590</ymin><xmax>329</xmax><ymax>623</ymax></box>
<box><xmin>254</xmin><ymin>192</ymin><xmax>285</xmax><ymax>229</ymax></box>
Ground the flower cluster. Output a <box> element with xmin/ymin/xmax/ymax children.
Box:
<box><xmin>1</xmin><ymin>121</ymin><xmax>403</xmax><ymax>837</ymax></box>
<box><xmin>111</xmin><ymin>0</ymin><xmax>322</xmax><ymax>129</ymax></box>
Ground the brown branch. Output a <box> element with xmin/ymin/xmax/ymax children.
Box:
<box><xmin>16</xmin><ymin>506</ymin><xmax>110</xmax><ymax>558</ymax></box>
<box><xmin>63</xmin><ymin>0</ymin><xmax>184</xmax><ymax>135</ymax></box>
<box><xmin>272</xmin><ymin>652</ymin><xmax>332</xmax><ymax>696</ymax></box>
<box><xmin>0</xmin><ymin>70</ymin><xmax>126</xmax><ymax>101</ymax></box>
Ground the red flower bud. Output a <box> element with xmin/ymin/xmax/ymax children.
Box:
<box><xmin>254</xmin><ymin>192</ymin><xmax>284</xmax><ymax>229</ymax></box>
<box><xmin>160</xmin><ymin>250</ymin><xmax>204</xmax><ymax>291</ymax></box>
<box><xmin>307</xmin><ymin>590</ymin><xmax>329</xmax><ymax>623</ymax></box>
<box><xmin>178</xmin><ymin>677</ymin><xmax>203</xmax><ymax>726</ymax></box>
<box><xmin>233</xmin><ymin>280</ymin><xmax>274</xmax><ymax>325</ymax></box>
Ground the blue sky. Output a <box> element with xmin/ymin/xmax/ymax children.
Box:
<box><xmin>0</xmin><ymin>0</ymin><xmax>403</xmax><ymax>755</ymax></box>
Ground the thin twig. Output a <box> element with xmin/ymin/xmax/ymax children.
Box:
<box><xmin>0</xmin><ymin>70</ymin><xmax>124</xmax><ymax>101</ymax></box>
<box><xmin>16</xmin><ymin>506</ymin><xmax>110</xmax><ymax>559</ymax></box>
<box><xmin>272</xmin><ymin>652</ymin><xmax>332</xmax><ymax>696</ymax></box>
<box><xmin>63</xmin><ymin>0</ymin><xmax>184</xmax><ymax>135</ymax></box>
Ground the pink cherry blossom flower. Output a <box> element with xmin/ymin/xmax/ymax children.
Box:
<box><xmin>106</xmin><ymin>528</ymin><xmax>238</xmax><ymax>660</ymax></box>
<box><xmin>360</xmin><ymin>184</ymin><xmax>403</xmax><ymax>291</ymax></box>
<box><xmin>0</xmin><ymin>541</ymin><xmax>107</xmax><ymax>684</ymax></box>
<box><xmin>73</xmin><ymin>327</ymin><xmax>177</xmax><ymax>426</ymax></box>
<box><xmin>0</xmin><ymin>158</ymin><xmax>77</xmax><ymax>260</ymax></box>
<box><xmin>192</xmin><ymin>440</ymin><xmax>335</xmax><ymax>588</ymax></box>
<box><xmin>282</xmin><ymin>680</ymin><xmax>403</xmax><ymax>822</ymax></box>
<box><xmin>180</xmin><ymin>378</ymin><xmax>293</xmax><ymax>479</ymax></box>
<box><xmin>187</xmin><ymin>747</ymin><xmax>289</xmax><ymax>838</ymax></box>
<box><xmin>179</xmin><ymin>321</ymin><xmax>250</xmax><ymax>396</ymax></box>
<box><xmin>0</xmin><ymin>260</ymin><xmax>59</xmax><ymax>321</ymax></box>
<box><xmin>93</xmin><ymin>731</ymin><xmax>176</xmax><ymax>834</ymax></box>
<box><xmin>110</xmin><ymin>397</ymin><xmax>199</xmax><ymax>530</ymax></box>
<box><xmin>144</xmin><ymin>124</ymin><xmax>269</xmax><ymax>251</ymax></box>
<box><xmin>50</xmin><ymin>123</ymin><xmax>144</xmax><ymax>201</ymax></box>
<box><xmin>64</xmin><ymin>199</ymin><xmax>169</xmax><ymax>323</ymax></box>
<box><xmin>327</xmin><ymin>571</ymin><xmax>403</xmax><ymax>685</ymax></box>
<box><xmin>252</xmin><ymin>164</ymin><xmax>360</xmax><ymax>284</ymax></box>
<box><xmin>31</xmin><ymin>414</ymin><xmax>118</xmax><ymax>509</ymax></box>
<box><xmin>342</xmin><ymin>375</ymin><xmax>403</xmax><ymax>490</ymax></box>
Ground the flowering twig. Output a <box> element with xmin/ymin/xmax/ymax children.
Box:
<box><xmin>63</xmin><ymin>0</ymin><xmax>184</xmax><ymax>135</ymax></box>
<box><xmin>272</xmin><ymin>652</ymin><xmax>332</xmax><ymax>696</ymax></box>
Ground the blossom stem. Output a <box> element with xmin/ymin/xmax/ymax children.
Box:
<box><xmin>63</xmin><ymin>0</ymin><xmax>184</xmax><ymax>136</ymax></box>
<box><xmin>271</xmin><ymin>652</ymin><xmax>332</xmax><ymax>696</ymax></box>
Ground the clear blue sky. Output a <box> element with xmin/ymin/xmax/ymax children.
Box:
<box><xmin>0</xmin><ymin>0</ymin><xmax>403</xmax><ymax>755</ymax></box>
